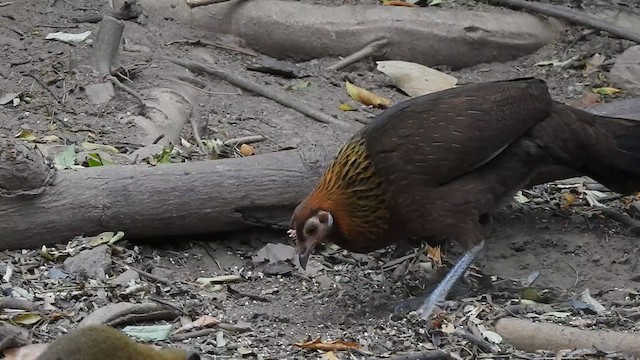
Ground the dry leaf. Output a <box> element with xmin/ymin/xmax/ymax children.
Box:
<box><xmin>382</xmin><ymin>0</ymin><xmax>417</xmax><ymax>6</ymax></box>
<box><xmin>295</xmin><ymin>337</ymin><xmax>362</xmax><ymax>352</ymax></box>
<box><xmin>239</xmin><ymin>144</ymin><xmax>256</xmax><ymax>156</ymax></box>
<box><xmin>426</xmin><ymin>245</ymin><xmax>442</xmax><ymax>267</ymax></box>
<box><xmin>377</xmin><ymin>60</ymin><xmax>457</xmax><ymax>97</ymax></box>
<box><xmin>338</xmin><ymin>103</ymin><xmax>357</xmax><ymax>111</ymax></box>
<box><xmin>12</xmin><ymin>313</ymin><xmax>42</xmax><ymax>325</ymax></box>
<box><xmin>570</xmin><ymin>92</ymin><xmax>602</xmax><ymax>108</ymax></box>
<box><xmin>592</xmin><ymin>87</ymin><xmax>622</xmax><ymax>95</ymax></box>
<box><xmin>15</xmin><ymin>129</ymin><xmax>36</xmax><ymax>142</ymax></box>
<box><xmin>345</xmin><ymin>81</ymin><xmax>391</xmax><ymax>109</ymax></box>
<box><xmin>441</xmin><ymin>322</ymin><xmax>456</xmax><ymax>334</ymax></box>
<box><xmin>562</xmin><ymin>192</ymin><xmax>577</xmax><ymax>208</ymax></box>
<box><xmin>174</xmin><ymin>315</ymin><xmax>220</xmax><ymax>333</ymax></box>
<box><xmin>583</xmin><ymin>53</ymin><xmax>605</xmax><ymax>76</ymax></box>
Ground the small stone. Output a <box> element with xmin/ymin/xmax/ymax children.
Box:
<box><xmin>84</xmin><ymin>82</ymin><xmax>115</xmax><ymax>104</ymax></box>
<box><xmin>151</xmin><ymin>267</ymin><xmax>175</xmax><ymax>281</ymax></box>
<box><xmin>109</xmin><ymin>269</ymin><xmax>140</xmax><ymax>286</ymax></box>
<box><xmin>610</xmin><ymin>45</ymin><xmax>640</xmax><ymax>96</ymax></box>
<box><xmin>63</xmin><ymin>245</ymin><xmax>112</xmax><ymax>280</ymax></box>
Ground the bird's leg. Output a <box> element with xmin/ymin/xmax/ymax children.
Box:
<box><xmin>416</xmin><ymin>239</ymin><xmax>485</xmax><ymax>320</ymax></box>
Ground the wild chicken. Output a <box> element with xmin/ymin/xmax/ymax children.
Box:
<box><xmin>288</xmin><ymin>77</ymin><xmax>640</xmax><ymax>320</ymax></box>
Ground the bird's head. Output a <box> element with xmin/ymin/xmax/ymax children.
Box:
<box><xmin>289</xmin><ymin>202</ymin><xmax>336</xmax><ymax>270</ymax></box>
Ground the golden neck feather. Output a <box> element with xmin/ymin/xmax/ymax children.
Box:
<box><xmin>304</xmin><ymin>139</ymin><xmax>390</xmax><ymax>241</ymax></box>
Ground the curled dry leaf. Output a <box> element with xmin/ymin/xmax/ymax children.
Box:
<box><xmin>345</xmin><ymin>81</ymin><xmax>391</xmax><ymax>109</ymax></box>
<box><xmin>174</xmin><ymin>315</ymin><xmax>220</xmax><ymax>333</ymax></box>
<box><xmin>426</xmin><ymin>245</ymin><xmax>442</xmax><ymax>267</ymax></box>
<box><xmin>562</xmin><ymin>192</ymin><xmax>577</xmax><ymax>208</ymax></box>
<box><xmin>376</xmin><ymin>60</ymin><xmax>457</xmax><ymax>97</ymax></box>
<box><xmin>239</xmin><ymin>144</ymin><xmax>256</xmax><ymax>156</ymax></box>
<box><xmin>295</xmin><ymin>337</ymin><xmax>362</xmax><ymax>352</ymax></box>
<box><xmin>583</xmin><ymin>53</ymin><xmax>605</xmax><ymax>76</ymax></box>
<box><xmin>382</xmin><ymin>0</ymin><xmax>417</xmax><ymax>7</ymax></box>
<box><xmin>570</xmin><ymin>92</ymin><xmax>602</xmax><ymax>108</ymax></box>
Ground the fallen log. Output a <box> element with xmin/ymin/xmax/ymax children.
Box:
<box><xmin>0</xmin><ymin>140</ymin><xmax>331</xmax><ymax>250</ymax></box>
<box><xmin>494</xmin><ymin>317</ymin><xmax>640</xmax><ymax>357</ymax></box>
<box><xmin>0</xmin><ymin>99</ymin><xmax>638</xmax><ymax>251</ymax></box>
<box><xmin>138</xmin><ymin>0</ymin><xmax>557</xmax><ymax>70</ymax></box>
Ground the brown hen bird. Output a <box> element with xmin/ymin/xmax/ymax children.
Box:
<box><xmin>289</xmin><ymin>77</ymin><xmax>640</xmax><ymax>320</ymax></box>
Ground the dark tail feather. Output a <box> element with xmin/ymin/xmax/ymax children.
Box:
<box><xmin>583</xmin><ymin>114</ymin><xmax>640</xmax><ymax>194</ymax></box>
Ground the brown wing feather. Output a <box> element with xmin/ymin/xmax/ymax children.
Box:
<box><xmin>359</xmin><ymin>78</ymin><xmax>553</xmax><ymax>186</ymax></box>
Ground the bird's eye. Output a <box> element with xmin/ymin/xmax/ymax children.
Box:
<box><xmin>306</xmin><ymin>225</ymin><xmax>317</xmax><ymax>236</ymax></box>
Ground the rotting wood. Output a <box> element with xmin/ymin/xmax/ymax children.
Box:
<box><xmin>0</xmin><ymin>148</ymin><xmax>328</xmax><ymax>251</ymax></box>
<box><xmin>138</xmin><ymin>0</ymin><xmax>556</xmax><ymax>70</ymax></box>
<box><xmin>495</xmin><ymin>317</ymin><xmax>640</xmax><ymax>357</ymax></box>
<box><xmin>91</xmin><ymin>16</ymin><xmax>125</xmax><ymax>75</ymax></box>
<box><xmin>485</xmin><ymin>0</ymin><xmax>640</xmax><ymax>44</ymax></box>
<box><xmin>0</xmin><ymin>99</ymin><xmax>637</xmax><ymax>251</ymax></box>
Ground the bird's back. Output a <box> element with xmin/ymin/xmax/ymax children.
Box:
<box><xmin>358</xmin><ymin>77</ymin><xmax>554</xmax><ymax>187</ymax></box>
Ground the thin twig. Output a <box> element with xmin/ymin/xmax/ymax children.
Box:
<box><xmin>161</xmin><ymin>75</ymin><xmax>242</xmax><ymax>95</ymax></box>
<box><xmin>454</xmin><ymin>329</ymin><xmax>500</xmax><ymax>353</ymax></box>
<box><xmin>119</xmin><ymin>264</ymin><xmax>173</xmax><ymax>286</ymax></box>
<box><xmin>485</xmin><ymin>0</ymin><xmax>640</xmax><ymax>43</ymax></box>
<box><xmin>563</xmin><ymin>260</ymin><xmax>580</xmax><ymax>290</ymax></box>
<box><xmin>167</xmin><ymin>38</ymin><xmax>259</xmax><ymax>57</ymax></box>
<box><xmin>223</xmin><ymin>135</ymin><xmax>266</xmax><ymax>147</ymax></box>
<box><xmin>185</xmin><ymin>0</ymin><xmax>246</xmax><ymax>8</ymax></box>
<box><xmin>190</xmin><ymin>116</ymin><xmax>208</xmax><ymax>154</ymax></box>
<box><xmin>25</xmin><ymin>72</ymin><xmax>61</xmax><ymax>104</ymax></box>
<box><xmin>163</xmin><ymin>56</ymin><xmax>353</xmax><ymax>128</ymax></box>
<box><xmin>107</xmin><ymin>75</ymin><xmax>145</xmax><ymax>108</ymax></box>
<box><xmin>598</xmin><ymin>208</ymin><xmax>640</xmax><ymax>230</ymax></box>
<box><xmin>327</xmin><ymin>38</ymin><xmax>389</xmax><ymax>71</ymax></box>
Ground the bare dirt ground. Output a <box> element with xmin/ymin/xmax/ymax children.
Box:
<box><xmin>1</xmin><ymin>0</ymin><xmax>640</xmax><ymax>359</ymax></box>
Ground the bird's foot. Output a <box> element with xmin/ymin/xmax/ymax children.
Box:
<box><xmin>416</xmin><ymin>240</ymin><xmax>485</xmax><ymax>321</ymax></box>
<box><xmin>416</xmin><ymin>292</ymin><xmax>444</xmax><ymax>320</ymax></box>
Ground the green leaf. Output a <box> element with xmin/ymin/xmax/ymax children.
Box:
<box><xmin>154</xmin><ymin>144</ymin><xmax>174</xmax><ymax>164</ymax></box>
<box><xmin>122</xmin><ymin>324</ymin><xmax>173</xmax><ymax>341</ymax></box>
<box><xmin>291</xmin><ymin>81</ymin><xmax>310</xmax><ymax>90</ymax></box>
<box><xmin>86</xmin><ymin>152</ymin><xmax>113</xmax><ymax>167</ymax></box>
<box><xmin>53</xmin><ymin>145</ymin><xmax>80</xmax><ymax>169</ymax></box>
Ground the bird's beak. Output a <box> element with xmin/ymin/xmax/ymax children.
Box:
<box><xmin>297</xmin><ymin>244</ymin><xmax>315</xmax><ymax>270</ymax></box>
<box><xmin>298</xmin><ymin>252</ymin><xmax>310</xmax><ymax>270</ymax></box>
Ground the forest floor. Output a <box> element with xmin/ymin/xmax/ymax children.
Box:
<box><xmin>1</xmin><ymin>0</ymin><xmax>639</xmax><ymax>359</ymax></box>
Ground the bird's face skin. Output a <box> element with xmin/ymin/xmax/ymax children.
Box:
<box><xmin>289</xmin><ymin>207</ymin><xmax>334</xmax><ymax>269</ymax></box>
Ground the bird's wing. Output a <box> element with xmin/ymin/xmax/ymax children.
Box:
<box><xmin>361</xmin><ymin>78</ymin><xmax>554</xmax><ymax>185</ymax></box>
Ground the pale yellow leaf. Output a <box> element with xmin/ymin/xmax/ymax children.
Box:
<box><xmin>338</xmin><ymin>103</ymin><xmax>357</xmax><ymax>111</ymax></box>
<box><xmin>345</xmin><ymin>81</ymin><xmax>391</xmax><ymax>109</ymax></box>
<box><xmin>376</xmin><ymin>60</ymin><xmax>457</xmax><ymax>97</ymax></box>
<box><xmin>15</xmin><ymin>129</ymin><xmax>36</xmax><ymax>142</ymax></box>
